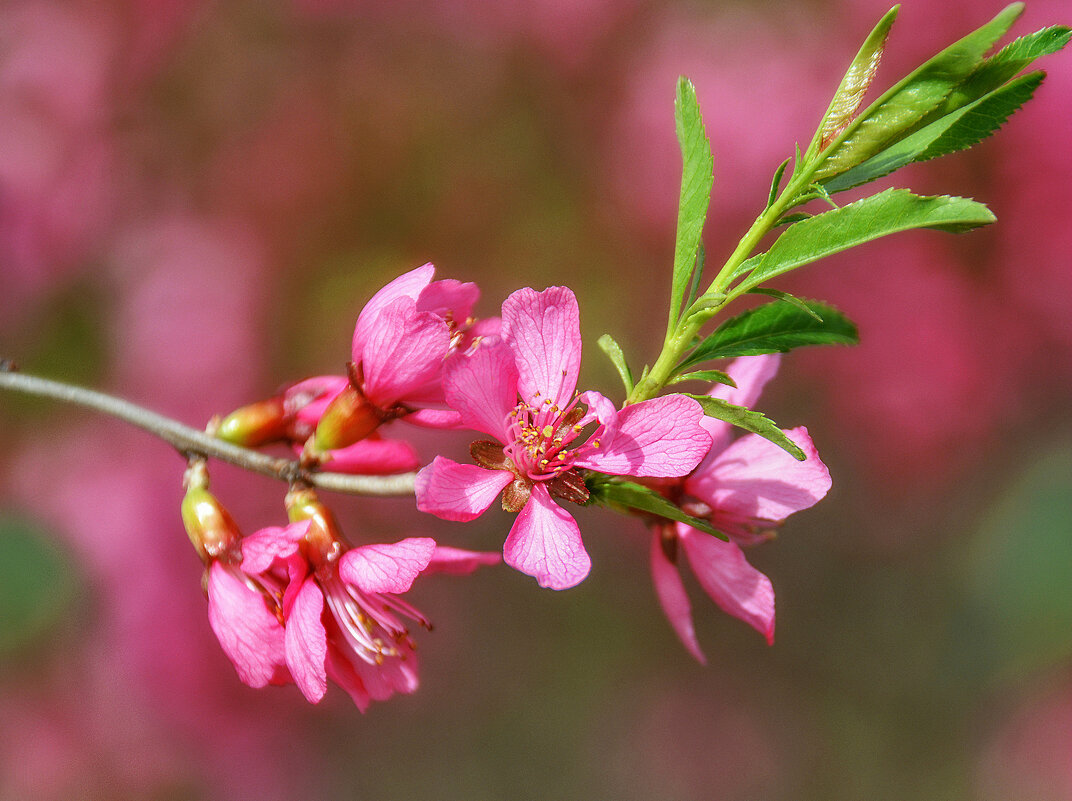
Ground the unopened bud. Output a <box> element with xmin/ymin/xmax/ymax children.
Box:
<box><xmin>284</xmin><ymin>488</ymin><xmax>342</xmax><ymax>565</ymax></box>
<box><xmin>216</xmin><ymin>397</ymin><xmax>289</xmax><ymax>447</ymax></box>
<box><xmin>313</xmin><ymin>385</ymin><xmax>383</xmax><ymax>452</ymax></box>
<box><xmin>181</xmin><ymin>486</ymin><xmax>241</xmax><ymax>563</ymax></box>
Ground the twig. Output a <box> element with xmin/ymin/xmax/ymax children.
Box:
<box><xmin>0</xmin><ymin>366</ymin><xmax>416</xmax><ymax>497</ymax></box>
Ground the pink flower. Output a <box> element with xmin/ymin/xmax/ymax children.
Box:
<box><xmin>648</xmin><ymin>354</ymin><xmax>832</xmax><ymax>661</ymax></box>
<box><xmin>415</xmin><ymin>286</ymin><xmax>712</xmax><ymax>590</ymax></box>
<box><xmin>239</xmin><ymin>490</ymin><xmax>499</xmax><ymax>709</ymax></box>
<box><xmin>182</xmin><ymin>478</ymin><xmax>294</xmax><ymax>689</ymax></box>
<box><xmin>205</xmin><ymin>539</ymin><xmax>294</xmax><ymax>689</ymax></box>
<box><xmin>299</xmin><ymin>263</ymin><xmax>498</xmax><ymax>453</ymax></box>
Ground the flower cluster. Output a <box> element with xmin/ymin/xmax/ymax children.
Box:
<box><xmin>189</xmin><ymin>265</ymin><xmax>831</xmax><ymax>708</ymax></box>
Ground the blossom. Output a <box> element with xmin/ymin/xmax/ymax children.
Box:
<box><xmin>216</xmin><ymin>264</ymin><xmax>496</xmax><ymax>463</ymax></box>
<box><xmin>239</xmin><ymin>489</ymin><xmax>499</xmax><ymax>709</ymax></box>
<box><xmin>312</xmin><ymin>262</ymin><xmax>499</xmax><ymax>449</ymax></box>
<box><xmin>181</xmin><ymin>476</ymin><xmax>293</xmax><ymax>688</ymax></box>
<box><xmin>415</xmin><ymin>286</ymin><xmax>712</xmax><ymax>590</ymax></box>
<box><xmin>648</xmin><ymin>354</ymin><xmax>831</xmax><ymax>662</ymax></box>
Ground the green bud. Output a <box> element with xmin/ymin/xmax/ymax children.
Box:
<box><xmin>312</xmin><ymin>385</ymin><xmax>383</xmax><ymax>452</ymax></box>
<box><xmin>216</xmin><ymin>397</ymin><xmax>289</xmax><ymax>447</ymax></box>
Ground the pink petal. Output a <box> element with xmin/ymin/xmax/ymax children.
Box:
<box><xmin>360</xmin><ymin>297</ymin><xmax>450</xmax><ymax>407</ymax></box>
<box><xmin>324</xmin><ymin>646</ymin><xmax>371</xmax><ymax>712</ymax></box>
<box><xmin>503</xmin><ymin>482</ymin><xmax>590</xmax><ymax>590</ymax></box>
<box><xmin>464</xmin><ymin>316</ymin><xmax>502</xmax><ymax>344</ymax></box>
<box><xmin>352</xmin><ymin>263</ymin><xmax>436</xmax><ymax>359</ymax></box>
<box><xmin>241</xmin><ymin>521</ymin><xmax>310</xmax><ymax>575</ymax></box>
<box><xmin>442</xmin><ymin>341</ymin><xmax>519</xmax><ymax>440</ymax></box>
<box><xmin>206</xmin><ymin>562</ymin><xmax>288</xmax><ymax>687</ymax></box>
<box><xmin>648</xmin><ymin>532</ymin><xmax>706</xmax><ymax>664</ymax></box>
<box><xmin>501</xmin><ymin>286</ymin><xmax>581</xmax><ymax>409</ymax></box>
<box><xmin>574</xmin><ymin>394</ymin><xmax>711</xmax><ymax>478</ymax></box>
<box><xmin>284</xmin><ymin>578</ymin><xmax>329</xmax><ymax>703</ymax></box>
<box><xmin>339</xmin><ymin>537</ymin><xmax>437</xmax><ymax>594</ymax></box>
<box><xmin>704</xmin><ymin>355</ymin><xmax>782</xmax><ymax>452</ymax></box>
<box><xmin>414</xmin><ymin>456</ymin><xmax>513</xmax><ymax>521</ymax></box>
<box><xmin>685</xmin><ymin>426</ymin><xmax>831</xmax><ymax>523</ymax></box>
<box><xmin>404</xmin><ymin>408</ymin><xmax>465</xmax><ymax>429</ymax></box>
<box><xmin>284</xmin><ymin>375</ymin><xmax>348</xmax><ymax>433</ymax></box>
<box><xmin>320</xmin><ymin>437</ymin><xmax>420</xmax><ymax>474</ymax></box>
<box><xmin>424</xmin><ymin>545</ymin><xmax>502</xmax><ymax>575</ymax></box>
<box><xmin>416</xmin><ymin>277</ymin><xmax>479</xmax><ymax>322</ymax></box>
<box><xmin>679</xmin><ymin>525</ymin><xmax>775</xmax><ymax>644</ymax></box>
<box><xmin>710</xmin><ymin>354</ymin><xmax>782</xmax><ymax>408</ymax></box>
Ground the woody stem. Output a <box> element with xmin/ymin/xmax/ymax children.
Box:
<box><xmin>0</xmin><ymin>364</ymin><xmax>416</xmax><ymax>497</ymax></box>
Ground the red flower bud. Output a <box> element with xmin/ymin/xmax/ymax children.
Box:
<box><xmin>312</xmin><ymin>384</ymin><xmax>384</xmax><ymax>452</ymax></box>
<box><xmin>181</xmin><ymin>486</ymin><xmax>242</xmax><ymax>564</ymax></box>
<box><xmin>215</xmin><ymin>396</ymin><xmax>289</xmax><ymax>447</ymax></box>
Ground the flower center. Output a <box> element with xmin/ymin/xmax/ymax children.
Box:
<box><xmin>503</xmin><ymin>396</ymin><xmax>586</xmax><ymax>480</ymax></box>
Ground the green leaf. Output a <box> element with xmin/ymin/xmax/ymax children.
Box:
<box><xmin>597</xmin><ymin>334</ymin><xmax>634</xmax><ymax>394</ymax></box>
<box><xmin>826</xmin><ymin>72</ymin><xmax>1044</xmax><ymax>192</ymax></box>
<box><xmin>947</xmin><ymin>24</ymin><xmax>1070</xmax><ymax>110</ymax></box>
<box><xmin>737</xmin><ymin>189</ymin><xmax>995</xmax><ymax>290</ymax></box>
<box><xmin>807</xmin><ymin>5</ymin><xmax>899</xmax><ymax>159</ymax></box>
<box><xmin>680</xmin><ymin>299</ymin><xmax>858</xmax><ymax>368</ymax></box>
<box><xmin>685</xmin><ymin>394</ymin><xmax>807</xmax><ymax>460</ymax></box>
<box><xmin>814</xmin><ymin>3</ymin><xmax>1024</xmax><ymax>181</ymax></box>
<box><xmin>775</xmin><ymin>212</ymin><xmax>812</xmax><ymax>227</ymax></box>
<box><xmin>668</xmin><ymin>77</ymin><xmax>715</xmax><ymax>332</ymax></box>
<box><xmin>683</xmin><ymin>246</ymin><xmax>707</xmax><ymax>311</ymax></box>
<box><xmin>748</xmin><ymin>288</ymin><xmax>825</xmax><ymax>320</ymax></box>
<box><xmin>766</xmin><ymin>157</ymin><xmax>792</xmax><ymax>210</ymax></box>
<box><xmin>587</xmin><ymin>478</ymin><xmax>727</xmax><ymax>539</ymax></box>
<box><xmin>669</xmin><ymin>369</ymin><xmax>737</xmax><ymax>388</ymax></box>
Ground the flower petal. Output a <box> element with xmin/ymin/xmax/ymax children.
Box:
<box><xmin>319</xmin><ymin>437</ymin><xmax>420</xmax><ymax>474</ymax></box>
<box><xmin>704</xmin><ymin>355</ymin><xmax>782</xmax><ymax>452</ymax></box>
<box><xmin>339</xmin><ymin>537</ymin><xmax>437</xmax><ymax>594</ymax></box>
<box><xmin>503</xmin><ymin>482</ymin><xmax>590</xmax><ymax>590</ymax></box>
<box><xmin>424</xmin><ymin>545</ymin><xmax>502</xmax><ymax>575</ymax></box>
<box><xmin>416</xmin><ymin>278</ymin><xmax>479</xmax><ymax>322</ymax></box>
<box><xmin>679</xmin><ymin>525</ymin><xmax>775</xmax><ymax>644</ymax></box>
<box><xmin>414</xmin><ymin>456</ymin><xmax>513</xmax><ymax>522</ymax></box>
<box><xmin>685</xmin><ymin>426</ymin><xmax>831</xmax><ymax>523</ymax></box>
<box><xmin>352</xmin><ymin>263</ymin><xmax>436</xmax><ymax>360</ymax></box>
<box><xmin>573</xmin><ymin>394</ymin><xmax>711</xmax><ymax>478</ymax></box>
<box><xmin>404</xmin><ymin>408</ymin><xmax>465</xmax><ymax>429</ymax></box>
<box><xmin>283</xmin><ymin>375</ymin><xmax>349</xmax><ymax>436</ymax></box>
<box><xmin>649</xmin><ymin>531</ymin><xmax>706</xmax><ymax>664</ymax></box>
<box><xmin>206</xmin><ymin>563</ymin><xmax>288</xmax><ymax>687</ymax></box>
<box><xmin>710</xmin><ymin>354</ymin><xmax>782</xmax><ymax>408</ymax></box>
<box><xmin>442</xmin><ymin>341</ymin><xmax>519</xmax><ymax>440</ymax></box>
<box><xmin>501</xmin><ymin>286</ymin><xmax>581</xmax><ymax>409</ymax></box>
<box><xmin>324</xmin><ymin>646</ymin><xmax>371</xmax><ymax>712</ymax></box>
<box><xmin>360</xmin><ymin>297</ymin><xmax>450</xmax><ymax>407</ymax></box>
<box><xmin>241</xmin><ymin>521</ymin><xmax>310</xmax><ymax>575</ymax></box>
<box><xmin>284</xmin><ymin>578</ymin><xmax>329</xmax><ymax>703</ymax></box>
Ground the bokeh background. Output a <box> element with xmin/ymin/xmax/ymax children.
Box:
<box><xmin>1</xmin><ymin>0</ymin><xmax>1070</xmax><ymax>798</ymax></box>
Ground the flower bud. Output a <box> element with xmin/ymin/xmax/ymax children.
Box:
<box><xmin>312</xmin><ymin>384</ymin><xmax>383</xmax><ymax>452</ymax></box>
<box><xmin>216</xmin><ymin>397</ymin><xmax>289</xmax><ymax>447</ymax></box>
<box><xmin>181</xmin><ymin>486</ymin><xmax>241</xmax><ymax>563</ymax></box>
<box><xmin>284</xmin><ymin>487</ymin><xmax>342</xmax><ymax>566</ymax></box>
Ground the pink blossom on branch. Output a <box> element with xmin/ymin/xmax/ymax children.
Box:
<box><xmin>647</xmin><ymin>355</ymin><xmax>832</xmax><ymax>662</ymax></box>
<box><xmin>415</xmin><ymin>286</ymin><xmax>712</xmax><ymax>590</ymax></box>
<box><xmin>312</xmin><ymin>262</ymin><xmax>496</xmax><ymax>449</ymax></box>
<box><xmin>237</xmin><ymin>490</ymin><xmax>500</xmax><ymax>709</ymax></box>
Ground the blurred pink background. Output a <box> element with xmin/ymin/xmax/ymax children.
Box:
<box><xmin>1</xmin><ymin>1</ymin><xmax>1070</xmax><ymax>799</ymax></box>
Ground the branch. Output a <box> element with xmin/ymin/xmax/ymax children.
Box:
<box><xmin>0</xmin><ymin>364</ymin><xmax>416</xmax><ymax>497</ymax></box>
